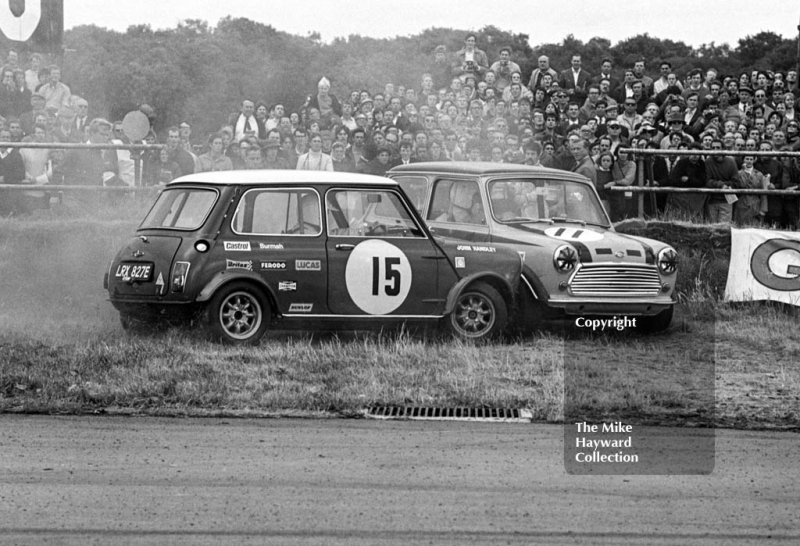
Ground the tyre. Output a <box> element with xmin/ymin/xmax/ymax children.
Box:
<box><xmin>447</xmin><ymin>282</ymin><xmax>508</xmax><ymax>340</ymax></box>
<box><xmin>207</xmin><ymin>282</ymin><xmax>271</xmax><ymax>345</ymax></box>
<box><xmin>639</xmin><ymin>306</ymin><xmax>673</xmax><ymax>333</ymax></box>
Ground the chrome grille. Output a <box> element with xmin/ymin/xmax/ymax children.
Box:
<box><xmin>570</xmin><ymin>263</ymin><xmax>662</xmax><ymax>297</ymax></box>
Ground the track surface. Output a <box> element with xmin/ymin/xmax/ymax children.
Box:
<box><xmin>1</xmin><ymin>416</ymin><xmax>798</xmax><ymax>545</ymax></box>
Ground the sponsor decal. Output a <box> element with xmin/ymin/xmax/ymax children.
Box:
<box><xmin>454</xmin><ymin>257</ymin><xmax>466</xmax><ymax>269</ymax></box>
<box><xmin>261</xmin><ymin>261</ymin><xmax>287</xmax><ymax>270</ymax></box>
<box><xmin>226</xmin><ymin>259</ymin><xmax>253</xmax><ymax>271</ymax></box>
<box><xmin>296</xmin><ymin>259</ymin><xmax>322</xmax><ymax>271</ymax></box>
<box><xmin>224</xmin><ymin>241</ymin><xmax>251</xmax><ymax>251</ymax></box>
<box><xmin>455</xmin><ymin>245</ymin><xmax>496</xmax><ymax>253</ymax></box>
<box><xmin>726</xmin><ymin>228</ymin><xmax>800</xmax><ymax>305</ymax></box>
<box><xmin>260</xmin><ymin>243</ymin><xmax>285</xmax><ymax>250</ymax></box>
<box><xmin>278</xmin><ymin>281</ymin><xmax>297</xmax><ymax>292</ymax></box>
<box><xmin>288</xmin><ymin>303</ymin><xmax>313</xmax><ymax>313</ymax></box>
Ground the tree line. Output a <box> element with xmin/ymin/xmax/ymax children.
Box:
<box><xmin>31</xmin><ymin>19</ymin><xmax>798</xmax><ymax>140</ymax></box>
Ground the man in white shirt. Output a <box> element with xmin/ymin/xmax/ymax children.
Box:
<box><xmin>228</xmin><ymin>99</ymin><xmax>257</xmax><ymax>143</ymax></box>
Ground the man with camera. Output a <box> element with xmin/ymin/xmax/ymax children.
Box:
<box><xmin>452</xmin><ymin>34</ymin><xmax>488</xmax><ymax>83</ymax></box>
<box><xmin>489</xmin><ymin>47</ymin><xmax>521</xmax><ymax>92</ymax></box>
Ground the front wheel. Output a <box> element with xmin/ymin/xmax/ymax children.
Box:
<box><xmin>638</xmin><ymin>306</ymin><xmax>673</xmax><ymax>333</ymax></box>
<box><xmin>206</xmin><ymin>282</ymin><xmax>271</xmax><ymax>345</ymax></box>
<box><xmin>447</xmin><ymin>282</ymin><xmax>508</xmax><ymax>340</ymax></box>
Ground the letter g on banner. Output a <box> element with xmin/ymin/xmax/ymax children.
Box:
<box><xmin>0</xmin><ymin>0</ymin><xmax>42</xmax><ymax>42</ymax></box>
<box><xmin>750</xmin><ymin>238</ymin><xmax>800</xmax><ymax>291</ymax></box>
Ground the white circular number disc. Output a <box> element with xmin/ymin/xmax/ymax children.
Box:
<box><xmin>345</xmin><ymin>239</ymin><xmax>412</xmax><ymax>315</ymax></box>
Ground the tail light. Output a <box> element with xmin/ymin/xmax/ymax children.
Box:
<box><xmin>171</xmin><ymin>262</ymin><xmax>191</xmax><ymax>293</ymax></box>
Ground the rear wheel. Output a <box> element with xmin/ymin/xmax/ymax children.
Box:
<box><xmin>447</xmin><ymin>282</ymin><xmax>507</xmax><ymax>340</ymax></box>
<box><xmin>639</xmin><ymin>306</ymin><xmax>673</xmax><ymax>333</ymax></box>
<box><xmin>207</xmin><ymin>282</ymin><xmax>271</xmax><ymax>345</ymax></box>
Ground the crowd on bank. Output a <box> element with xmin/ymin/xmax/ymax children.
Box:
<box><xmin>2</xmin><ymin>38</ymin><xmax>800</xmax><ymax>227</ymax></box>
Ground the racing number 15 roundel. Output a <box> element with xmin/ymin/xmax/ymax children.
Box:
<box><xmin>345</xmin><ymin>240</ymin><xmax>412</xmax><ymax>314</ymax></box>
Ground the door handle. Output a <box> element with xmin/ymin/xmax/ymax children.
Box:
<box><xmin>335</xmin><ymin>244</ymin><xmax>355</xmax><ymax>251</ymax></box>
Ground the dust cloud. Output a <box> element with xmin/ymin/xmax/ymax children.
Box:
<box><xmin>0</xmin><ymin>195</ymin><xmax>144</xmax><ymax>343</ymax></box>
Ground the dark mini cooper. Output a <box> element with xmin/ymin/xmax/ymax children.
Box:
<box><xmin>389</xmin><ymin>162</ymin><xmax>678</xmax><ymax>332</ymax></box>
<box><xmin>104</xmin><ymin>171</ymin><xmax>523</xmax><ymax>344</ymax></box>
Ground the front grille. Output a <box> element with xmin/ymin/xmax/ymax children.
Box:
<box><xmin>570</xmin><ymin>263</ymin><xmax>662</xmax><ymax>297</ymax></box>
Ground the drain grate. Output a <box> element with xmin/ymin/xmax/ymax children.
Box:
<box><xmin>364</xmin><ymin>406</ymin><xmax>532</xmax><ymax>422</ymax></box>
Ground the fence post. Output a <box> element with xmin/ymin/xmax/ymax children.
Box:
<box><xmin>637</xmin><ymin>155</ymin><xmax>645</xmax><ymax>218</ymax></box>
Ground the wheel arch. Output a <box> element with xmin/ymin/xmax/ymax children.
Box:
<box><xmin>196</xmin><ymin>271</ymin><xmax>278</xmax><ymax>315</ymax></box>
<box><xmin>444</xmin><ymin>272</ymin><xmax>515</xmax><ymax>315</ymax></box>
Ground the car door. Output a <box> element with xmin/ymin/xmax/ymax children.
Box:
<box><xmin>324</xmin><ymin>188</ymin><xmax>446</xmax><ymax>317</ymax></box>
<box><xmin>230</xmin><ymin>187</ymin><xmax>328</xmax><ymax>315</ymax></box>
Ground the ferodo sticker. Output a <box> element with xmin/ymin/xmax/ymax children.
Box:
<box><xmin>224</xmin><ymin>241</ymin><xmax>251</xmax><ymax>251</ymax></box>
<box><xmin>261</xmin><ymin>261</ymin><xmax>286</xmax><ymax>270</ymax></box>
<box><xmin>544</xmin><ymin>227</ymin><xmax>604</xmax><ymax>242</ymax></box>
<box><xmin>345</xmin><ymin>239</ymin><xmax>412</xmax><ymax>314</ymax></box>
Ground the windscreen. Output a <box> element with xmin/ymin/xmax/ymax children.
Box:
<box><xmin>487</xmin><ymin>178</ymin><xmax>609</xmax><ymax>226</ymax></box>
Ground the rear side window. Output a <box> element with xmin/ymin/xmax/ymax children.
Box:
<box><xmin>141</xmin><ymin>188</ymin><xmax>217</xmax><ymax>230</ymax></box>
<box><xmin>232</xmin><ymin>188</ymin><xmax>321</xmax><ymax>236</ymax></box>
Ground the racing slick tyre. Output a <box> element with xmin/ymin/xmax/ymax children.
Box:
<box><xmin>206</xmin><ymin>282</ymin><xmax>271</xmax><ymax>345</ymax></box>
<box><xmin>447</xmin><ymin>282</ymin><xmax>508</xmax><ymax>340</ymax></box>
<box><xmin>638</xmin><ymin>305</ymin><xmax>673</xmax><ymax>333</ymax></box>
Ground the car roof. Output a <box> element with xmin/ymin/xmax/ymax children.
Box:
<box><xmin>388</xmin><ymin>161</ymin><xmax>589</xmax><ymax>181</ymax></box>
<box><xmin>168</xmin><ymin>169</ymin><xmax>398</xmax><ymax>186</ymax></box>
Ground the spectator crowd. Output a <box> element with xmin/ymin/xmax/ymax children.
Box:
<box><xmin>1</xmin><ymin>37</ymin><xmax>800</xmax><ymax>228</ymax></box>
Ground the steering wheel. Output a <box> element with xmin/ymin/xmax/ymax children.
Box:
<box><xmin>366</xmin><ymin>222</ymin><xmax>388</xmax><ymax>236</ymax></box>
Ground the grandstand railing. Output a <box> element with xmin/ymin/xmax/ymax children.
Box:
<box><xmin>612</xmin><ymin>148</ymin><xmax>800</xmax><ymax>218</ymax></box>
<box><xmin>0</xmin><ymin>141</ymin><xmax>166</xmax><ymax>191</ymax></box>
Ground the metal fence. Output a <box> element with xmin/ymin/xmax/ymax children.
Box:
<box><xmin>611</xmin><ymin>148</ymin><xmax>800</xmax><ymax>218</ymax></box>
<box><xmin>0</xmin><ymin>141</ymin><xmax>165</xmax><ymax>193</ymax></box>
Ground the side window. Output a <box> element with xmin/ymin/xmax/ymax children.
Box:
<box><xmin>232</xmin><ymin>189</ymin><xmax>321</xmax><ymax>235</ymax></box>
<box><xmin>394</xmin><ymin>176</ymin><xmax>429</xmax><ymax>214</ymax></box>
<box><xmin>427</xmin><ymin>179</ymin><xmax>485</xmax><ymax>225</ymax></box>
<box><xmin>326</xmin><ymin>189</ymin><xmax>425</xmax><ymax>238</ymax></box>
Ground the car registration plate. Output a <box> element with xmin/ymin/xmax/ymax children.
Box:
<box><xmin>115</xmin><ymin>262</ymin><xmax>154</xmax><ymax>282</ymax></box>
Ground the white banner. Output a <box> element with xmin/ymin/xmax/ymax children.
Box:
<box><xmin>725</xmin><ymin>227</ymin><xmax>800</xmax><ymax>305</ymax></box>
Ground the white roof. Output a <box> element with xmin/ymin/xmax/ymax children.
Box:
<box><xmin>168</xmin><ymin>169</ymin><xmax>396</xmax><ymax>186</ymax></box>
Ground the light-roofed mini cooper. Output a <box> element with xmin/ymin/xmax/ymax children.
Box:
<box><xmin>104</xmin><ymin>170</ymin><xmax>523</xmax><ymax>344</ymax></box>
<box><xmin>388</xmin><ymin>162</ymin><xmax>678</xmax><ymax>332</ymax></box>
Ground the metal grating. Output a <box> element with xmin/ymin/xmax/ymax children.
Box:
<box><xmin>570</xmin><ymin>263</ymin><xmax>662</xmax><ymax>297</ymax></box>
<box><xmin>364</xmin><ymin>406</ymin><xmax>533</xmax><ymax>422</ymax></box>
